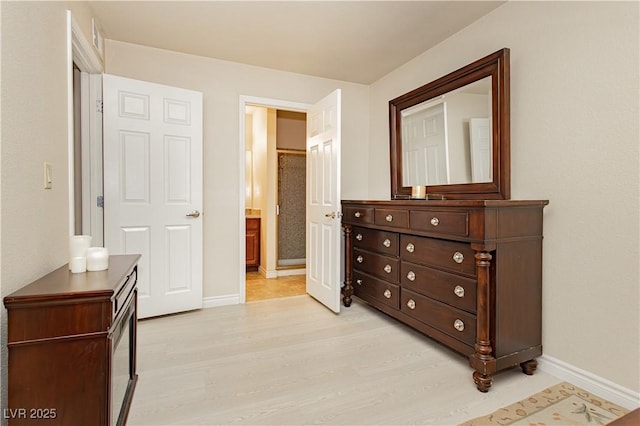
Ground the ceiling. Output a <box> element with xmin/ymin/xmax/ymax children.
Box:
<box><xmin>87</xmin><ymin>1</ymin><xmax>504</xmax><ymax>85</ymax></box>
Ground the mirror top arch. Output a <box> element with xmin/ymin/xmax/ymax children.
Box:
<box><xmin>389</xmin><ymin>48</ymin><xmax>510</xmax><ymax>200</ymax></box>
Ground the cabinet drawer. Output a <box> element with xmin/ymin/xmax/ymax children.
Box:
<box><xmin>401</xmin><ymin>289</ymin><xmax>477</xmax><ymax>347</ymax></box>
<box><xmin>353</xmin><ymin>248</ymin><xmax>399</xmax><ymax>283</ymax></box>
<box><xmin>353</xmin><ymin>271</ymin><xmax>399</xmax><ymax>310</ymax></box>
<box><xmin>343</xmin><ymin>206</ymin><xmax>374</xmax><ymax>224</ymax></box>
<box><xmin>410</xmin><ymin>210</ymin><xmax>469</xmax><ymax>237</ymax></box>
<box><xmin>400</xmin><ymin>235</ymin><xmax>476</xmax><ymax>276</ymax></box>
<box><xmin>374</xmin><ymin>208</ymin><xmax>409</xmax><ymax>229</ymax></box>
<box><xmin>400</xmin><ymin>261</ymin><xmax>476</xmax><ymax>313</ymax></box>
<box><xmin>352</xmin><ymin>226</ymin><xmax>398</xmax><ymax>256</ymax></box>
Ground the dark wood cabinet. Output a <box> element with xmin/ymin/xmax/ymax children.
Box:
<box><xmin>3</xmin><ymin>255</ymin><xmax>140</xmax><ymax>425</ymax></box>
<box><xmin>246</xmin><ymin>217</ymin><xmax>261</xmax><ymax>270</ymax></box>
<box><xmin>342</xmin><ymin>200</ymin><xmax>548</xmax><ymax>392</ymax></box>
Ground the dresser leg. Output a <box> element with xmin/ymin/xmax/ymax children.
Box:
<box><xmin>342</xmin><ymin>224</ymin><xmax>353</xmax><ymax>307</ymax></box>
<box><xmin>473</xmin><ymin>371</ymin><xmax>493</xmax><ymax>392</ymax></box>
<box><xmin>520</xmin><ymin>359</ymin><xmax>538</xmax><ymax>375</ymax></box>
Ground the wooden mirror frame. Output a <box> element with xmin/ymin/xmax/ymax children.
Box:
<box><xmin>389</xmin><ymin>48</ymin><xmax>510</xmax><ymax>200</ymax></box>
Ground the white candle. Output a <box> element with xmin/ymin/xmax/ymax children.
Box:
<box><xmin>69</xmin><ymin>235</ymin><xmax>92</xmax><ymax>269</ymax></box>
<box><xmin>70</xmin><ymin>257</ymin><xmax>86</xmax><ymax>273</ymax></box>
<box><xmin>86</xmin><ymin>247</ymin><xmax>109</xmax><ymax>271</ymax></box>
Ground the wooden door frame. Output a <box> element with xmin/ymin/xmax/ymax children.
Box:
<box><xmin>238</xmin><ymin>96</ymin><xmax>311</xmax><ymax>304</ymax></box>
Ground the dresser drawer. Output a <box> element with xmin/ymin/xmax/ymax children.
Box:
<box><xmin>410</xmin><ymin>210</ymin><xmax>469</xmax><ymax>237</ymax></box>
<box><xmin>353</xmin><ymin>271</ymin><xmax>399</xmax><ymax>309</ymax></box>
<box><xmin>400</xmin><ymin>261</ymin><xmax>476</xmax><ymax>313</ymax></box>
<box><xmin>400</xmin><ymin>235</ymin><xmax>476</xmax><ymax>276</ymax></box>
<box><xmin>343</xmin><ymin>206</ymin><xmax>374</xmax><ymax>224</ymax></box>
<box><xmin>353</xmin><ymin>227</ymin><xmax>398</xmax><ymax>256</ymax></box>
<box><xmin>374</xmin><ymin>208</ymin><xmax>409</xmax><ymax>229</ymax></box>
<box><xmin>401</xmin><ymin>289</ymin><xmax>477</xmax><ymax>347</ymax></box>
<box><xmin>353</xmin><ymin>248</ymin><xmax>399</xmax><ymax>283</ymax></box>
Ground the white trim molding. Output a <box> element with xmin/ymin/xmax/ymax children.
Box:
<box><xmin>539</xmin><ymin>355</ymin><xmax>640</xmax><ymax>410</ymax></box>
<box><xmin>202</xmin><ymin>295</ymin><xmax>240</xmax><ymax>309</ymax></box>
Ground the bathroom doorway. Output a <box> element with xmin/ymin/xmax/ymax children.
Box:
<box><xmin>244</xmin><ymin>106</ymin><xmax>307</xmax><ymax>301</ymax></box>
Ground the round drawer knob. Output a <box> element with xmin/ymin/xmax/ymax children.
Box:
<box><xmin>405</xmin><ymin>243</ymin><xmax>415</xmax><ymax>253</ymax></box>
<box><xmin>383</xmin><ymin>289</ymin><xmax>392</xmax><ymax>299</ymax></box>
<box><xmin>430</xmin><ymin>217</ymin><xmax>439</xmax><ymax>226</ymax></box>
<box><xmin>383</xmin><ymin>264</ymin><xmax>392</xmax><ymax>274</ymax></box>
<box><xmin>356</xmin><ymin>233</ymin><xmax>363</xmax><ymax>241</ymax></box>
<box><xmin>406</xmin><ymin>299</ymin><xmax>416</xmax><ymax>310</ymax></box>
<box><xmin>354</xmin><ymin>211</ymin><xmax>362</xmax><ymax>218</ymax></box>
<box><xmin>453</xmin><ymin>251</ymin><xmax>464</xmax><ymax>264</ymax></box>
<box><xmin>386</xmin><ymin>214</ymin><xmax>393</xmax><ymax>222</ymax></box>
<box><xmin>383</xmin><ymin>238</ymin><xmax>391</xmax><ymax>248</ymax></box>
<box><xmin>406</xmin><ymin>271</ymin><xmax>416</xmax><ymax>281</ymax></box>
<box><xmin>356</xmin><ymin>255</ymin><xmax>364</xmax><ymax>263</ymax></box>
<box><xmin>454</xmin><ymin>319</ymin><xmax>465</xmax><ymax>332</ymax></box>
<box><xmin>356</xmin><ymin>279</ymin><xmax>363</xmax><ymax>286</ymax></box>
<box><xmin>454</xmin><ymin>285</ymin><xmax>465</xmax><ymax>297</ymax></box>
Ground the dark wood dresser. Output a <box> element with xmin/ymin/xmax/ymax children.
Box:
<box><xmin>3</xmin><ymin>254</ymin><xmax>140</xmax><ymax>425</ymax></box>
<box><xmin>342</xmin><ymin>200</ymin><xmax>548</xmax><ymax>392</ymax></box>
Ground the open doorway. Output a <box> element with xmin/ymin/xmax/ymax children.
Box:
<box><xmin>244</xmin><ymin>106</ymin><xmax>307</xmax><ymax>301</ymax></box>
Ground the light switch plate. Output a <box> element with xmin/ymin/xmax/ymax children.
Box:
<box><xmin>44</xmin><ymin>162</ymin><xmax>52</xmax><ymax>189</ymax></box>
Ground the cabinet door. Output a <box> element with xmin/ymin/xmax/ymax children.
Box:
<box><xmin>245</xmin><ymin>219</ymin><xmax>260</xmax><ymax>268</ymax></box>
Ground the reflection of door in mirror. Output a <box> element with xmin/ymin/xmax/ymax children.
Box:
<box><xmin>470</xmin><ymin>118</ymin><xmax>492</xmax><ymax>182</ymax></box>
<box><xmin>402</xmin><ymin>100</ymin><xmax>449</xmax><ymax>186</ymax></box>
<box><xmin>399</xmin><ymin>76</ymin><xmax>493</xmax><ymax>187</ymax></box>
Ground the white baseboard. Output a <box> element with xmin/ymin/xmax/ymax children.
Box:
<box><xmin>202</xmin><ymin>294</ymin><xmax>240</xmax><ymax>308</ymax></box>
<box><xmin>539</xmin><ymin>354</ymin><xmax>640</xmax><ymax>410</ymax></box>
<box><xmin>277</xmin><ymin>268</ymin><xmax>305</xmax><ymax>277</ymax></box>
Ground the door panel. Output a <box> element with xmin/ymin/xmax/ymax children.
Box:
<box><xmin>306</xmin><ymin>89</ymin><xmax>341</xmax><ymax>313</ymax></box>
<box><xmin>104</xmin><ymin>74</ymin><xmax>203</xmax><ymax>318</ymax></box>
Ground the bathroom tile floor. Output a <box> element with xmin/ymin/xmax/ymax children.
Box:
<box><xmin>245</xmin><ymin>271</ymin><xmax>306</xmax><ymax>301</ymax></box>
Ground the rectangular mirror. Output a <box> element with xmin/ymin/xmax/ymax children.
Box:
<box><xmin>390</xmin><ymin>48</ymin><xmax>510</xmax><ymax>199</ymax></box>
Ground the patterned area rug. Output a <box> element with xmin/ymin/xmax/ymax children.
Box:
<box><xmin>459</xmin><ymin>382</ymin><xmax>630</xmax><ymax>425</ymax></box>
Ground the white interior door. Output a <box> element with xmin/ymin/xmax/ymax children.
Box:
<box><xmin>469</xmin><ymin>117</ymin><xmax>492</xmax><ymax>182</ymax></box>
<box><xmin>402</xmin><ymin>101</ymin><xmax>450</xmax><ymax>185</ymax></box>
<box><xmin>103</xmin><ymin>74</ymin><xmax>203</xmax><ymax>319</ymax></box>
<box><xmin>306</xmin><ymin>89</ymin><xmax>342</xmax><ymax>313</ymax></box>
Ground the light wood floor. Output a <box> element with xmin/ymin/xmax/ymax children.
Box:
<box><xmin>128</xmin><ymin>296</ymin><xmax>562</xmax><ymax>425</ymax></box>
<box><xmin>245</xmin><ymin>272</ymin><xmax>306</xmax><ymax>301</ymax></box>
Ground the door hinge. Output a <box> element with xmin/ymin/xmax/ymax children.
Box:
<box><xmin>96</xmin><ymin>100</ymin><xmax>103</xmax><ymax>113</ymax></box>
<box><xmin>97</xmin><ymin>195</ymin><xmax>104</xmax><ymax>208</ymax></box>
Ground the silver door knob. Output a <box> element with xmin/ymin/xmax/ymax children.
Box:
<box><xmin>383</xmin><ymin>289</ymin><xmax>392</xmax><ymax>299</ymax></box>
<box><xmin>383</xmin><ymin>239</ymin><xmax>391</xmax><ymax>248</ymax></box>
<box><xmin>453</xmin><ymin>251</ymin><xmax>464</xmax><ymax>264</ymax></box>
<box><xmin>406</xmin><ymin>271</ymin><xmax>416</xmax><ymax>281</ymax></box>
<box><xmin>186</xmin><ymin>210</ymin><xmax>201</xmax><ymax>218</ymax></box>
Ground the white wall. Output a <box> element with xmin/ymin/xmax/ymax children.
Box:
<box><xmin>369</xmin><ymin>1</ymin><xmax>639</xmax><ymax>392</ymax></box>
<box><xmin>0</xmin><ymin>0</ymin><xmax>99</xmax><ymax>413</ymax></box>
<box><xmin>105</xmin><ymin>40</ymin><xmax>370</xmax><ymax>299</ymax></box>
